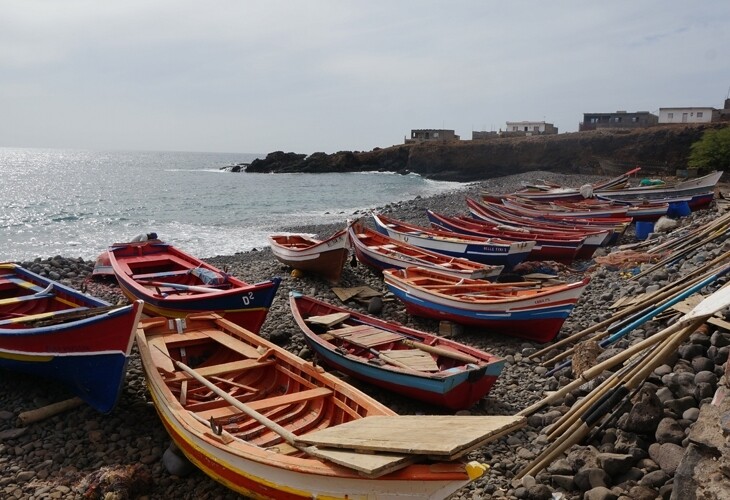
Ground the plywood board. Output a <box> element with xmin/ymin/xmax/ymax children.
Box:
<box><xmin>305</xmin><ymin>312</ymin><xmax>350</xmax><ymax>328</ymax></box>
<box><xmin>328</xmin><ymin>325</ymin><xmax>404</xmax><ymax>348</ymax></box>
<box><xmin>380</xmin><ymin>349</ymin><xmax>439</xmax><ymax>371</ymax></box>
<box><xmin>310</xmin><ymin>447</ymin><xmax>417</xmax><ymax>478</ymax></box>
<box><xmin>295</xmin><ymin>415</ymin><xmax>525</xmax><ymax>457</ymax></box>
<box><xmin>332</xmin><ymin>286</ymin><xmax>382</xmax><ymax>302</ymax></box>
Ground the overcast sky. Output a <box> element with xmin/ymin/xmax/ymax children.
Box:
<box><xmin>1</xmin><ymin>1</ymin><xmax>728</xmax><ymax>155</ymax></box>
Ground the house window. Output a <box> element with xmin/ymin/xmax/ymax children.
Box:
<box><xmin>590</xmin><ymin>117</ymin><xmax>598</xmax><ymax>123</ymax></box>
<box><xmin>697</xmin><ymin>112</ymin><xmax>703</xmax><ymax>118</ymax></box>
<box><xmin>668</xmin><ymin>113</ymin><xmax>674</xmax><ymax>119</ymax></box>
<box><xmin>512</xmin><ymin>126</ymin><xmax>518</xmax><ymax>131</ymax></box>
<box><xmin>614</xmin><ymin>117</ymin><xmax>622</xmax><ymax>122</ymax></box>
<box><xmin>632</xmin><ymin>117</ymin><xmax>639</xmax><ymax>122</ymax></box>
<box><xmin>433</xmin><ymin>132</ymin><xmax>439</xmax><ymax>138</ymax></box>
<box><xmin>534</xmin><ymin>126</ymin><xmax>539</xmax><ymax>132</ymax></box>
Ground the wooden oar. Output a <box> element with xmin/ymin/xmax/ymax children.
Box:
<box><xmin>153</xmin><ymin>347</ymin><xmax>410</xmax><ymax>473</ymax></box>
<box><xmin>545</xmin><ymin>265</ymin><xmax>730</xmax><ymax>375</ymax></box>
<box><xmin>531</xmin><ymin>251</ymin><xmax>730</xmax><ymax>364</ymax></box>
<box><xmin>0</xmin><ymin>304</ymin><xmax>122</xmax><ymax>327</ymax></box>
<box><xmin>138</xmin><ymin>280</ymin><xmax>227</xmax><ymax>294</ymax></box>
<box><xmin>517</xmin><ymin>283</ymin><xmax>730</xmax><ymax>479</ymax></box>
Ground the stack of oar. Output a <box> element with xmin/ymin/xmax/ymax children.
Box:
<box><xmin>529</xmin><ymin>250</ymin><xmax>730</xmax><ymax>374</ymax></box>
<box><xmin>629</xmin><ymin>209</ymin><xmax>730</xmax><ymax>281</ymax></box>
<box><xmin>515</xmin><ymin>283</ymin><xmax>730</xmax><ymax>479</ymax></box>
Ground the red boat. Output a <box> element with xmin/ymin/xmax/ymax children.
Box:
<box><xmin>466</xmin><ymin>198</ymin><xmax>621</xmax><ymax>246</ymax></box>
<box><xmin>426</xmin><ymin>210</ymin><xmax>588</xmax><ymax>262</ymax></box>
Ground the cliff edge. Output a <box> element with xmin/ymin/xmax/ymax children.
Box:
<box><xmin>245</xmin><ymin>123</ymin><xmax>728</xmax><ymax>182</ymax></box>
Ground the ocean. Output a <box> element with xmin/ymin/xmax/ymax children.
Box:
<box><xmin>0</xmin><ymin>147</ymin><xmax>466</xmax><ymax>262</ymax></box>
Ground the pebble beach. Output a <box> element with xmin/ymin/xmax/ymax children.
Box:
<box><xmin>1</xmin><ymin>171</ymin><xmax>729</xmax><ymax>500</ymax></box>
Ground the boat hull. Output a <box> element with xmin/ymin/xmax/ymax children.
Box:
<box><xmin>0</xmin><ymin>264</ymin><xmax>143</xmax><ymax>413</ymax></box>
<box><xmin>372</xmin><ymin>214</ymin><xmax>534</xmax><ymax>268</ymax></box>
<box><xmin>108</xmin><ymin>240</ymin><xmax>280</xmax><ymax>333</ymax></box>
<box><xmin>136</xmin><ymin>313</ymin><xmax>478</xmax><ymax>499</ymax></box>
<box><xmin>348</xmin><ymin>223</ymin><xmax>502</xmax><ymax>280</ymax></box>
<box><xmin>383</xmin><ymin>268</ymin><xmax>588</xmax><ymax>343</ymax></box>
<box><xmin>269</xmin><ymin>230</ymin><xmax>350</xmax><ymax>284</ymax></box>
<box><xmin>290</xmin><ymin>294</ymin><xmax>505</xmax><ymax>410</ymax></box>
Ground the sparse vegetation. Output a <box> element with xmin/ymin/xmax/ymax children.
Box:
<box><xmin>688</xmin><ymin>126</ymin><xmax>730</xmax><ymax>171</ymax></box>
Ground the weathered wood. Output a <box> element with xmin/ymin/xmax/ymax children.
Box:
<box><xmin>295</xmin><ymin>415</ymin><xmax>525</xmax><ymax>457</ymax></box>
<box><xmin>168</xmin><ymin>358</ymin><xmax>275</xmax><ymax>382</ymax></box>
<box><xmin>305</xmin><ymin>312</ymin><xmax>350</xmax><ymax>328</ymax></box>
<box><xmin>17</xmin><ymin>397</ymin><xmax>84</xmax><ymax>425</ymax></box>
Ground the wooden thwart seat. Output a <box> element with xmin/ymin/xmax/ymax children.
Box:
<box><xmin>198</xmin><ymin>387</ymin><xmax>333</xmax><ymax>421</ymax></box>
<box><xmin>328</xmin><ymin>324</ymin><xmax>404</xmax><ymax>348</ymax></box>
<box><xmin>169</xmin><ymin>358</ymin><xmax>275</xmax><ymax>383</ymax></box>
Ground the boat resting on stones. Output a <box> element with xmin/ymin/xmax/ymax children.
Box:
<box><xmin>425</xmin><ymin>210</ymin><xmax>587</xmax><ymax>262</ymax></box>
<box><xmin>268</xmin><ymin>228</ymin><xmax>350</xmax><ymax>284</ymax></box>
<box><xmin>347</xmin><ymin>221</ymin><xmax>503</xmax><ymax>280</ymax></box>
<box><xmin>108</xmin><ymin>239</ymin><xmax>280</xmax><ymax>334</ymax></box>
<box><xmin>0</xmin><ymin>263</ymin><xmax>143</xmax><ymax>413</ymax></box>
<box><xmin>289</xmin><ymin>293</ymin><xmax>505</xmax><ymax>410</ymax></box>
<box><xmin>135</xmin><ymin>312</ymin><xmax>515</xmax><ymax>499</ymax></box>
<box><xmin>372</xmin><ymin>212</ymin><xmax>535</xmax><ymax>269</ymax></box>
<box><xmin>383</xmin><ymin>267</ymin><xmax>589</xmax><ymax>343</ymax></box>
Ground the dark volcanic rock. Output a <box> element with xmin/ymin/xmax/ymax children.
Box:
<box><xmin>244</xmin><ymin>124</ymin><xmax>727</xmax><ymax>181</ymax></box>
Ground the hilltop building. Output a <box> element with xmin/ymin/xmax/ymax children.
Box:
<box><xmin>579</xmin><ymin>111</ymin><xmax>658</xmax><ymax>131</ymax></box>
<box><xmin>405</xmin><ymin>129</ymin><xmax>460</xmax><ymax>144</ymax></box>
<box><xmin>503</xmin><ymin>121</ymin><xmax>558</xmax><ymax>136</ymax></box>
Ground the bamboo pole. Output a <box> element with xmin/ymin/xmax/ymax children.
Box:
<box><xmin>532</xmin><ymin>251</ymin><xmax>730</xmax><ymax>365</ymax></box>
<box><xmin>517</xmin><ymin>283</ymin><xmax>730</xmax><ymax>479</ymax></box>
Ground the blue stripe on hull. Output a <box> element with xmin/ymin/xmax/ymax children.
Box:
<box><xmin>0</xmin><ymin>352</ymin><xmax>129</xmax><ymax>413</ymax></box>
<box><xmin>385</xmin><ymin>285</ymin><xmax>574</xmax><ymax>322</ymax></box>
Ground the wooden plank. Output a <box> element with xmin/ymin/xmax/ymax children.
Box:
<box><xmin>671</xmin><ymin>297</ymin><xmax>730</xmax><ymax>331</ymax></box>
<box><xmin>329</xmin><ymin>325</ymin><xmax>404</xmax><ymax>348</ymax></box>
<box><xmin>148</xmin><ymin>335</ymin><xmax>175</xmax><ymax>373</ymax></box>
<box><xmin>168</xmin><ymin>358</ymin><xmax>275</xmax><ymax>383</ymax></box>
<box><xmin>294</xmin><ymin>415</ymin><xmax>525</xmax><ymax>457</ymax></box>
<box><xmin>305</xmin><ymin>312</ymin><xmax>350</xmax><ymax>328</ymax></box>
<box><xmin>380</xmin><ymin>349</ymin><xmax>439</xmax><ymax>371</ymax></box>
<box><xmin>309</xmin><ymin>447</ymin><xmax>416</xmax><ymax>478</ymax></box>
<box><xmin>202</xmin><ymin>329</ymin><xmax>263</xmax><ymax>359</ymax></box>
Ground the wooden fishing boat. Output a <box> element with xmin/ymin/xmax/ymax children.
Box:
<box><xmin>348</xmin><ymin>221</ymin><xmax>502</xmax><ymax>280</ymax></box>
<box><xmin>383</xmin><ymin>267</ymin><xmax>589</xmax><ymax>343</ymax></box>
<box><xmin>493</xmin><ymin>195</ymin><xmax>631</xmax><ymax>219</ymax></box>
<box><xmin>0</xmin><ymin>263</ymin><xmax>143</xmax><ymax>413</ymax></box>
<box><xmin>475</xmin><ymin>199</ymin><xmax>630</xmax><ymax>240</ymax></box>
<box><xmin>553</xmin><ymin>198</ymin><xmax>670</xmax><ymax>221</ymax></box>
<box><xmin>508</xmin><ymin>168</ymin><xmax>641</xmax><ymax>202</ymax></box>
<box><xmin>465</xmin><ymin>198</ymin><xmax>613</xmax><ymax>256</ymax></box>
<box><xmin>268</xmin><ymin>228</ymin><xmax>350</xmax><ymax>284</ymax></box>
<box><xmin>372</xmin><ymin>213</ymin><xmax>535</xmax><ymax>268</ymax></box>
<box><xmin>289</xmin><ymin>293</ymin><xmax>505</xmax><ymax>410</ymax></box>
<box><xmin>426</xmin><ymin>210</ymin><xmax>586</xmax><ymax>262</ymax></box>
<box><xmin>108</xmin><ymin>239</ymin><xmax>280</xmax><ymax>333</ymax></box>
<box><xmin>136</xmin><ymin>312</ymin><xmax>504</xmax><ymax>499</ymax></box>
<box><xmin>594</xmin><ymin>170</ymin><xmax>722</xmax><ymax>209</ymax></box>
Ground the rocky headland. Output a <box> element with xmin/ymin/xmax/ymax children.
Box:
<box><xmin>244</xmin><ymin>124</ymin><xmax>728</xmax><ymax>182</ymax></box>
<box><xmin>1</xmin><ymin>171</ymin><xmax>729</xmax><ymax>500</ymax></box>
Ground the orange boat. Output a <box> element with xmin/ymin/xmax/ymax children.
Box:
<box><xmin>136</xmin><ymin>313</ymin><xmax>497</xmax><ymax>499</ymax></box>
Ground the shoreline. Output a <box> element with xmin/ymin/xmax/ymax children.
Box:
<box><xmin>3</xmin><ymin>170</ymin><xmax>727</xmax><ymax>499</ymax></box>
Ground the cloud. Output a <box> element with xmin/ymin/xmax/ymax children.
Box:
<box><xmin>0</xmin><ymin>1</ymin><xmax>728</xmax><ymax>153</ymax></box>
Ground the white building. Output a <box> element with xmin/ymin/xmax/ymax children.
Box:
<box><xmin>658</xmin><ymin>107</ymin><xmax>716</xmax><ymax>124</ymax></box>
<box><xmin>505</xmin><ymin>121</ymin><xmax>558</xmax><ymax>135</ymax></box>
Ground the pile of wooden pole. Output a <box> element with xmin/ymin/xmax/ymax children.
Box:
<box><xmin>515</xmin><ymin>282</ymin><xmax>730</xmax><ymax>479</ymax></box>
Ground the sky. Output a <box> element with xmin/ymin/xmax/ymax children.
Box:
<box><xmin>1</xmin><ymin>1</ymin><xmax>729</xmax><ymax>155</ymax></box>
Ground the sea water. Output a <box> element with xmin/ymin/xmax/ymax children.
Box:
<box><xmin>0</xmin><ymin>147</ymin><xmax>465</xmax><ymax>261</ymax></box>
